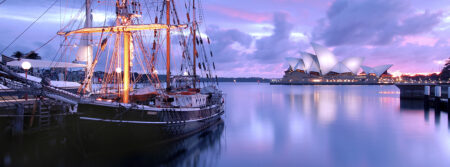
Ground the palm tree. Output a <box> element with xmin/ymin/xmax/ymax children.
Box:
<box><xmin>11</xmin><ymin>51</ymin><xmax>41</xmax><ymax>60</ymax></box>
<box><xmin>26</xmin><ymin>51</ymin><xmax>41</xmax><ymax>60</ymax></box>
<box><xmin>12</xmin><ymin>51</ymin><xmax>24</xmax><ymax>59</ymax></box>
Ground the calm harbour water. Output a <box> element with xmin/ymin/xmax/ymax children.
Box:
<box><xmin>218</xmin><ymin>83</ymin><xmax>450</xmax><ymax>167</ymax></box>
<box><xmin>2</xmin><ymin>83</ymin><xmax>450</xmax><ymax>167</ymax></box>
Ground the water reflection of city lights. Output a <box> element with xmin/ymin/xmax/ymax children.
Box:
<box><xmin>378</xmin><ymin>91</ymin><xmax>400</xmax><ymax>94</ymax></box>
<box><xmin>317</xmin><ymin>91</ymin><xmax>337</xmax><ymax>125</ymax></box>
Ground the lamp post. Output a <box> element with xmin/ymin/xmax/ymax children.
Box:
<box><xmin>116</xmin><ymin>67</ymin><xmax>122</xmax><ymax>97</ymax></box>
<box><xmin>21</xmin><ymin>61</ymin><xmax>31</xmax><ymax>101</ymax></box>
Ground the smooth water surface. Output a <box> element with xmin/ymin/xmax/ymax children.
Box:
<box><xmin>2</xmin><ymin>83</ymin><xmax>450</xmax><ymax>167</ymax></box>
<box><xmin>216</xmin><ymin>83</ymin><xmax>450</xmax><ymax>167</ymax></box>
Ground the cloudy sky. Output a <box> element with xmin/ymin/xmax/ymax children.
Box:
<box><xmin>1</xmin><ymin>0</ymin><xmax>450</xmax><ymax>78</ymax></box>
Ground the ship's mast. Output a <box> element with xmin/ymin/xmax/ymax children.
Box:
<box><xmin>58</xmin><ymin>0</ymin><xmax>188</xmax><ymax>101</ymax></box>
<box><xmin>85</xmin><ymin>0</ymin><xmax>93</xmax><ymax>91</ymax></box>
<box><xmin>120</xmin><ymin>0</ymin><xmax>132</xmax><ymax>104</ymax></box>
<box><xmin>123</xmin><ymin>31</ymin><xmax>131</xmax><ymax>103</ymax></box>
<box><xmin>192</xmin><ymin>0</ymin><xmax>197</xmax><ymax>89</ymax></box>
<box><xmin>166</xmin><ymin>0</ymin><xmax>171</xmax><ymax>89</ymax></box>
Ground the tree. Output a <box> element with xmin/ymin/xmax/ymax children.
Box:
<box><xmin>26</xmin><ymin>51</ymin><xmax>41</xmax><ymax>60</ymax></box>
<box><xmin>12</xmin><ymin>51</ymin><xmax>24</xmax><ymax>59</ymax></box>
<box><xmin>439</xmin><ymin>58</ymin><xmax>450</xmax><ymax>80</ymax></box>
<box><xmin>11</xmin><ymin>51</ymin><xmax>42</xmax><ymax>60</ymax></box>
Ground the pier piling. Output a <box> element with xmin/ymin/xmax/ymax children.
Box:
<box><xmin>424</xmin><ymin>86</ymin><xmax>430</xmax><ymax>108</ymax></box>
<box><xmin>435</xmin><ymin>86</ymin><xmax>441</xmax><ymax>110</ymax></box>
<box><xmin>12</xmin><ymin>104</ymin><xmax>24</xmax><ymax>135</ymax></box>
<box><xmin>448</xmin><ymin>87</ymin><xmax>450</xmax><ymax>113</ymax></box>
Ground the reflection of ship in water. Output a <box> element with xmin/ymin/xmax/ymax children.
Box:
<box><xmin>0</xmin><ymin>117</ymin><xmax>224</xmax><ymax>167</ymax></box>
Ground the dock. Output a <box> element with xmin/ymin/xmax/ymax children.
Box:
<box><xmin>0</xmin><ymin>63</ymin><xmax>80</xmax><ymax>136</ymax></box>
<box><xmin>396</xmin><ymin>83</ymin><xmax>450</xmax><ymax>112</ymax></box>
<box><xmin>396</xmin><ymin>83</ymin><xmax>449</xmax><ymax>99</ymax></box>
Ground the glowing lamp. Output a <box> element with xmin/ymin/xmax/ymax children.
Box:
<box><xmin>21</xmin><ymin>61</ymin><xmax>31</xmax><ymax>70</ymax></box>
<box><xmin>21</xmin><ymin>61</ymin><xmax>31</xmax><ymax>101</ymax></box>
<box><xmin>115</xmin><ymin>67</ymin><xmax>122</xmax><ymax>73</ymax></box>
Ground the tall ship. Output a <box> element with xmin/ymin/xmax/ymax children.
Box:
<box><xmin>0</xmin><ymin>0</ymin><xmax>225</xmax><ymax>141</ymax></box>
<box><xmin>58</xmin><ymin>0</ymin><xmax>225</xmax><ymax>135</ymax></box>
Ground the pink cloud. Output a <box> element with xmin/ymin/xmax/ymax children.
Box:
<box><xmin>401</xmin><ymin>36</ymin><xmax>439</xmax><ymax>47</ymax></box>
<box><xmin>272</xmin><ymin>0</ymin><xmax>331</xmax><ymax>9</ymax></box>
<box><xmin>205</xmin><ymin>5</ymin><xmax>272</xmax><ymax>23</ymax></box>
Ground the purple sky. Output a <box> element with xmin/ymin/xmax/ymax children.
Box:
<box><xmin>1</xmin><ymin>0</ymin><xmax>450</xmax><ymax>78</ymax></box>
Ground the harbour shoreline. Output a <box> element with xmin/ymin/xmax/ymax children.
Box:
<box><xmin>270</xmin><ymin>81</ymin><xmax>394</xmax><ymax>85</ymax></box>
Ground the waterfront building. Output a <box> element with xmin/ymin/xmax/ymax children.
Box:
<box><xmin>361</xmin><ymin>65</ymin><xmax>393</xmax><ymax>78</ymax></box>
<box><xmin>280</xmin><ymin>43</ymin><xmax>393</xmax><ymax>84</ymax></box>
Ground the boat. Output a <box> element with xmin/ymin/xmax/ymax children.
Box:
<box><xmin>0</xmin><ymin>117</ymin><xmax>225</xmax><ymax>166</ymax></box>
<box><xmin>54</xmin><ymin>0</ymin><xmax>224</xmax><ymax>136</ymax></box>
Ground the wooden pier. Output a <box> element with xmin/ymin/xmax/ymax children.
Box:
<box><xmin>0</xmin><ymin>62</ymin><xmax>80</xmax><ymax>136</ymax></box>
<box><xmin>396</xmin><ymin>83</ymin><xmax>450</xmax><ymax>112</ymax></box>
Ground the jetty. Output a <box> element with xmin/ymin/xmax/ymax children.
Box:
<box><xmin>396</xmin><ymin>82</ymin><xmax>450</xmax><ymax>112</ymax></box>
<box><xmin>0</xmin><ymin>63</ymin><xmax>80</xmax><ymax>135</ymax></box>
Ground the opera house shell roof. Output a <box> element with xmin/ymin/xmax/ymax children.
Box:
<box><xmin>310</xmin><ymin>42</ymin><xmax>339</xmax><ymax>74</ymax></box>
<box><xmin>287</xmin><ymin>43</ymin><xmax>391</xmax><ymax>77</ymax></box>
<box><xmin>361</xmin><ymin>64</ymin><xmax>393</xmax><ymax>77</ymax></box>
<box><xmin>300</xmin><ymin>52</ymin><xmax>320</xmax><ymax>73</ymax></box>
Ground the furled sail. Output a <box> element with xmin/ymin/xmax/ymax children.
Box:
<box><xmin>76</xmin><ymin>0</ymin><xmax>93</xmax><ymax>63</ymax></box>
<box><xmin>75</xmin><ymin>38</ymin><xmax>93</xmax><ymax>62</ymax></box>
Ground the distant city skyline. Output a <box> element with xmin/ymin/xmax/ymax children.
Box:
<box><xmin>0</xmin><ymin>0</ymin><xmax>449</xmax><ymax>78</ymax></box>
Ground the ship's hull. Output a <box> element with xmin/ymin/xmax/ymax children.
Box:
<box><xmin>0</xmin><ymin>115</ymin><xmax>225</xmax><ymax>167</ymax></box>
<box><xmin>72</xmin><ymin>101</ymin><xmax>225</xmax><ymax>153</ymax></box>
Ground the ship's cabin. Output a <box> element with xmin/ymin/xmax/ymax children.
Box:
<box><xmin>171</xmin><ymin>75</ymin><xmax>200</xmax><ymax>91</ymax></box>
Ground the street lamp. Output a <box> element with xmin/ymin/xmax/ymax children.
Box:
<box><xmin>21</xmin><ymin>61</ymin><xmax>31</xmax><ymax>77</ymax></box>
<box><xmin>21</xmin><ymin>61</ymin><xmax>31</xmax><ymax>101</ymax></box>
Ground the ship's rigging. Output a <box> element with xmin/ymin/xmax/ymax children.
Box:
<box><xmin>49</xmin><ymin>0</ymin><xmax>219</xmax><ymax>103</ymax></box>
<box><xmin>0</xmin><ymin>0</ymin><xmax>225</xmax><ymax>131</ymax></box>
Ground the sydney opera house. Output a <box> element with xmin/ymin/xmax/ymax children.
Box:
<box><xmin>279</xmin><ymin>43</ymin><xmax>393</xmax><ymax>84</ymax></box>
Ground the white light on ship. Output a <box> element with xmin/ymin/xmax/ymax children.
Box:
<box><xmin>153</xmin><ymin>70</ymin><xmax>158</xmax><ymax>74</ymax></box>
<box><xmin>183</xmin><ymin>71</ymin><xmax>188</xmax><ymax>76</ymax></box>
<box><xmin>115</xmin><ymin>67</ymin><xmax>122</xmax><ymax>73</ymax></box>
<box><xmin>21</xmin><ymin>61</ymin><xmax>31</xmax><ymax>70</ymax></box>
